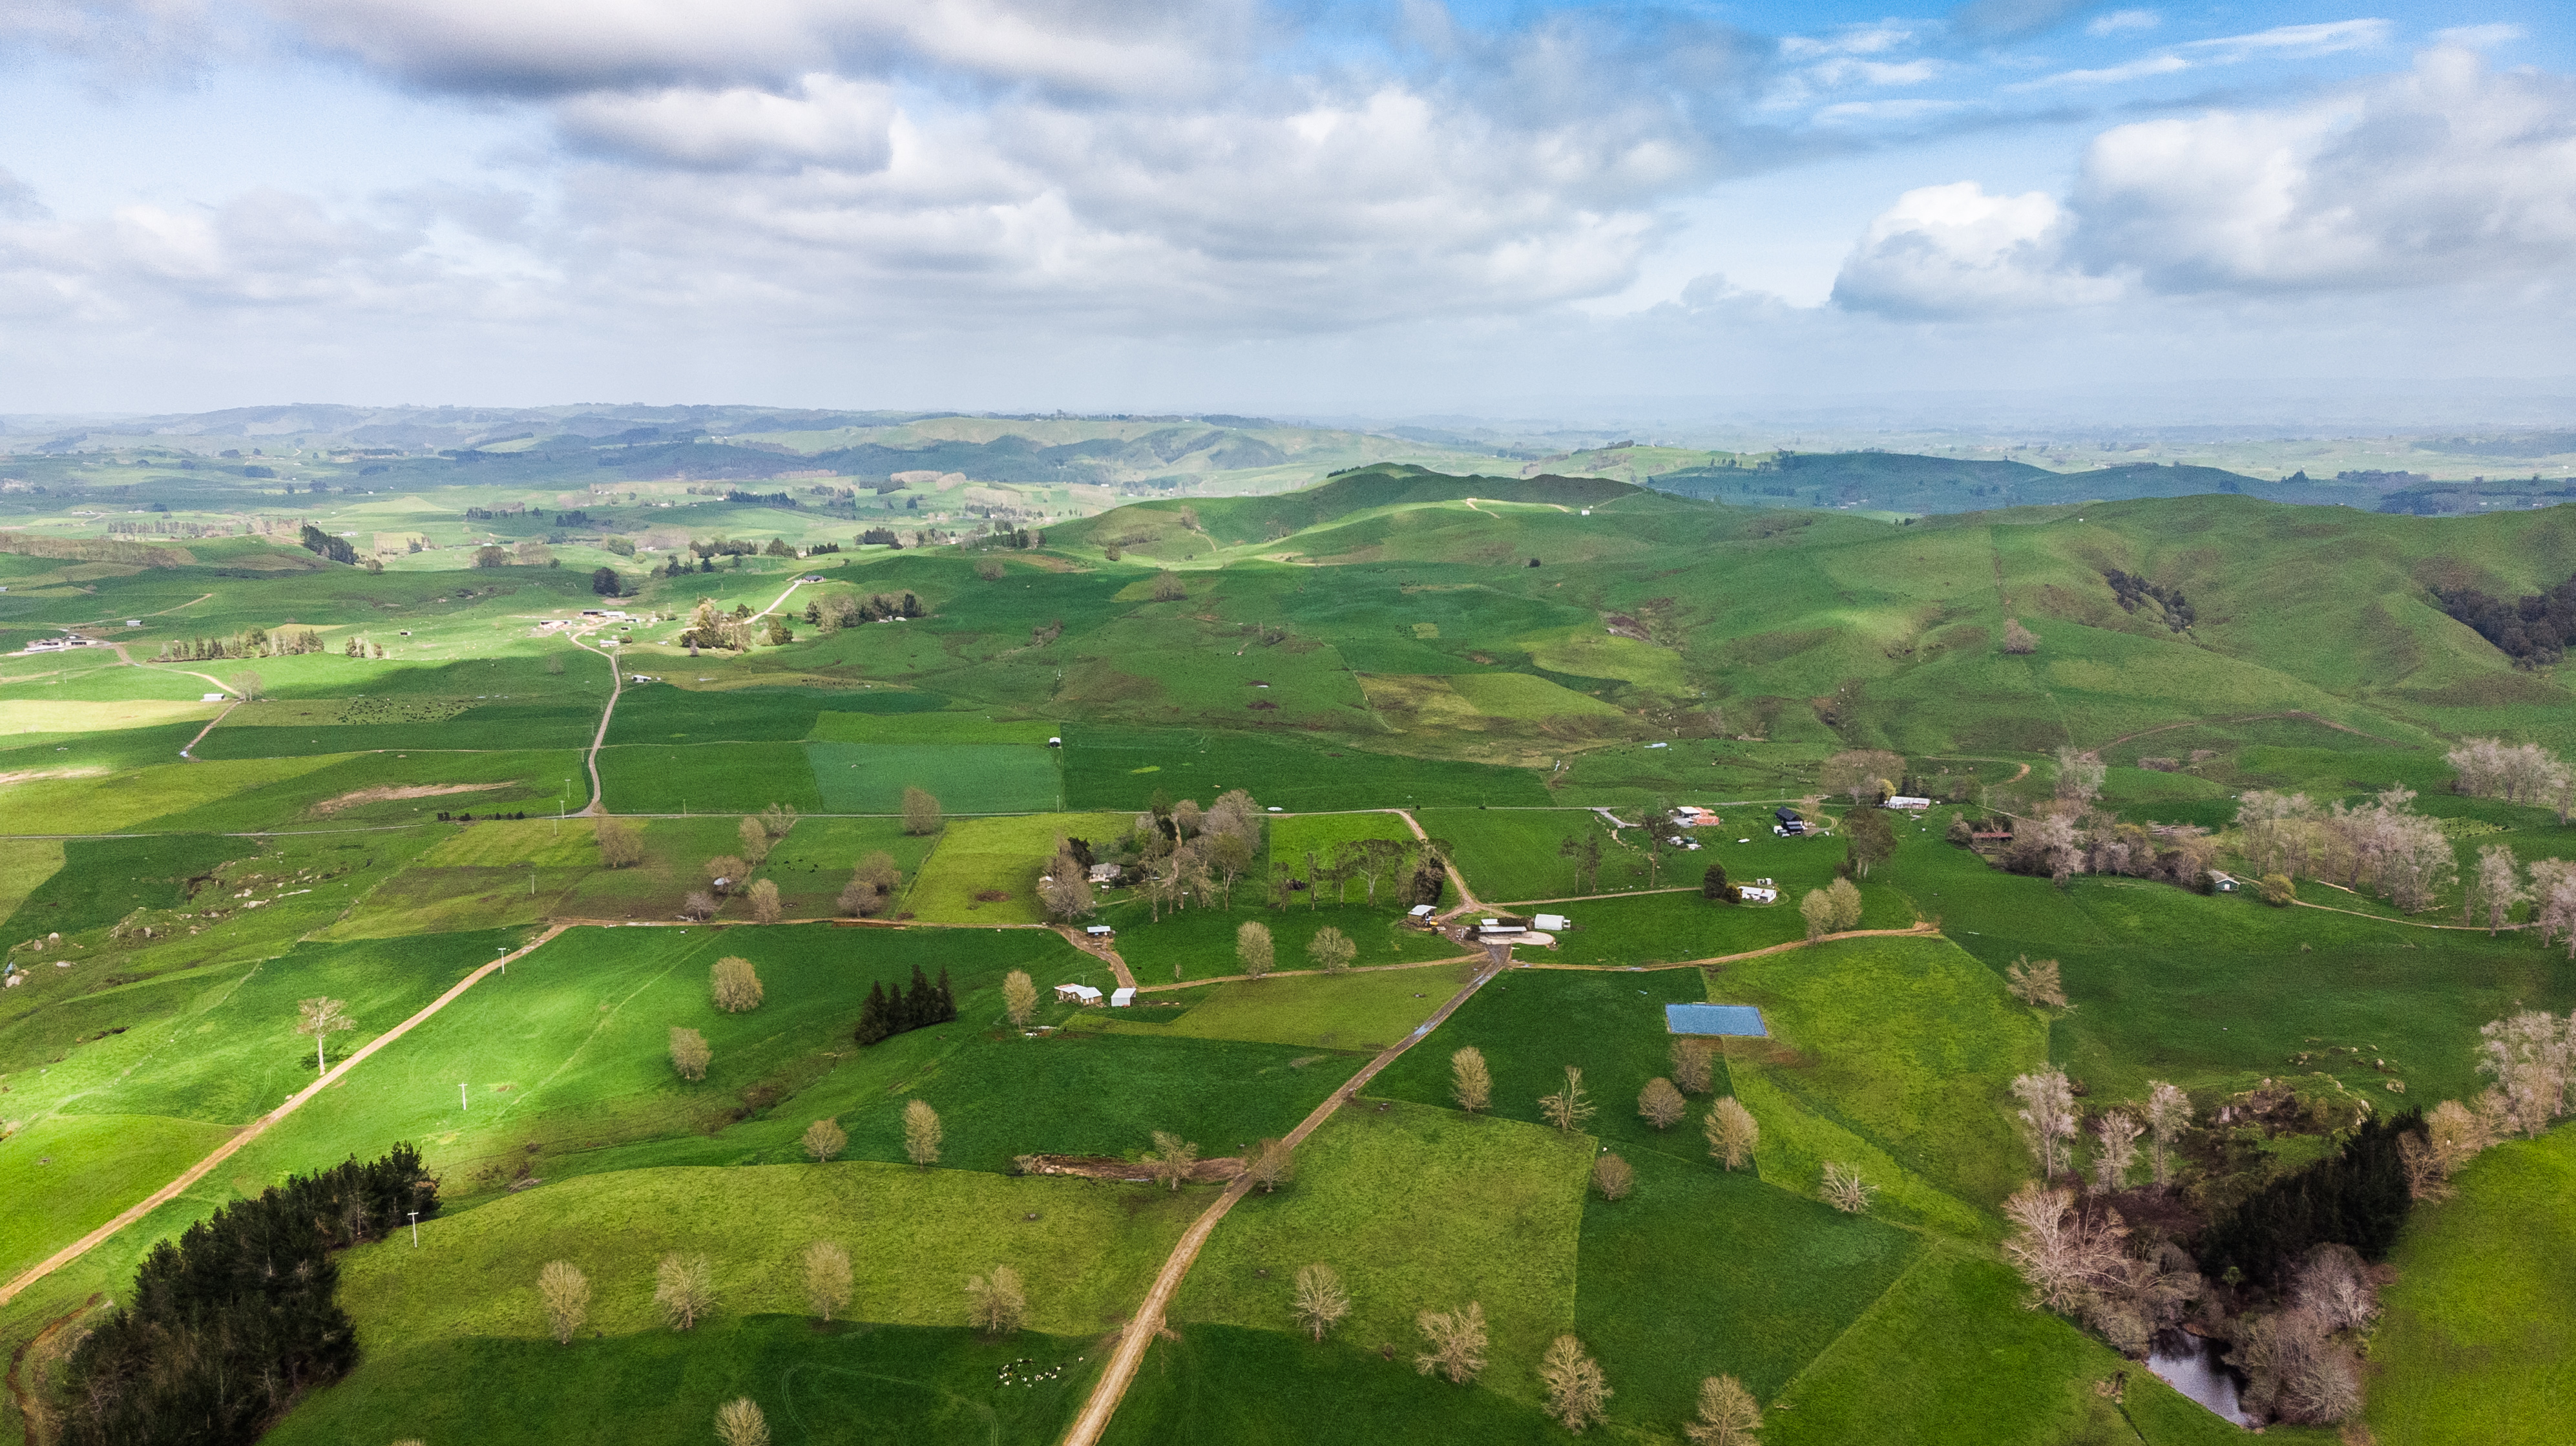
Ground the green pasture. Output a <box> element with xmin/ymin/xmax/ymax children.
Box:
<box><xmin>1538</xmin><ymin>879</ymin><xmax>1909</xmax><ymax>969</ymax></box>
<box><xmin>1417</xmin><ymin>806</ymin><xmax>1616</xmax><ymax>902</ymax></box>
<box><xmin>126</xmin><ymin>746</ymin><xmax>589</xmax><ymax>832</ymax></box>
<box><xmin>0</xmin><ymin>753</ymin><xmax>344</xmax><ymax>834</ymax></box>
<box><xmin>808</xmin><ymin>741</ymin><xmax>1062</xmax><ymax>813</ymax></box>
<box><xmin>330</xmin><ymin>1162</ymin><xmax>1196</xmax><ymax>1338</ymax></box>
<box><xmin>904</xmin><ymin>812</ymin><xmax>1129</xmax><ymax>923</ymax></box>
<box><xmin>1171</xmin><ymin>1102</ymin><xmax>1593</xmax><ymax>1408</ymax></box>
<box><xmin>1082</xmin><ymin>969</ymin><xmax>1452</xmax><ymax>1051</ymax></box>
<box><xmin>1575</xmin><ymin>1144</ymin><xmax>1919</xmax><ymax>1423</ymax></box>
<box><xmin>1719</xmin><ymin>934</ymin><xmax>2043</xmax><ymax>1236</ymax></box>
<box><xmin>598</xmin><ymin>742</ymin><xmax>828</xmax><ymax>815</ymax></box>
<box><xmin>1063</xmin><ymin>726</ymin><xmax>1551</xmax><ymax>812</ymax></box>
<box><xmin>0</xmin><ymin>1113</ymin><xmax>233</xmax><ymax>1284</ymax></box>
<box><xmin>1769</xmin><ymin>1242</ymin><xmax>2307</xmax><ymax>1446</ymax></box>
<box><xmin>271</xmin><ymin>1319</ymin><xmax>1102</xmax><ymax>1446</ymax></box>
<box><xmin>0</xmin><ymin>718</ymin><xmax>204</xmax><ymax>777</ymax></box>
<box><xmin>1103</xmin><ymin>900</ymin><xmax>1461</xmax><ymax>983</ymax></box>
<box><xmin>1363</xmin><ymin>968</ymin><xmax>1712</xmax><ymax>1147</ymax></box>
<box><xmin>0</xmin><ymin>839</ymin><xmax>63</xmax><ymax>922</ymax></box>
<box><xmin>2368</xmin><ymin>1126</ymin><xmax>2576</xmax><ymax>1446</ymax></box>
<box><xmin>1</xmin><ymin>832</ymin><xmax>253</xmax><ymax>938</ymax></box>
<box><xmin>1104</xmin><ymin>1325</ymin><xmax>1560</xmax><ymax>1446</ymax></box>
<box><xmin>1892</xmin><ymin>832</ymin><xmax>2576</xmax><ymax>1107</ymax></box>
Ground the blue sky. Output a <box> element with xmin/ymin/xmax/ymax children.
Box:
<box><xmin>1</xmin><ymin>0</ymin><xmax>2570</xmax><ymax>415</ymax></box>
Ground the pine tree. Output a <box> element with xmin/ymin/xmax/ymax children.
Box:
<box><xmin>854</xmin><ymin>982</ymin><xmax>891</xmax><ymax>1046</ymax></box>
<box><xmin>935</xmin><ymin>967</ymin><xmax>958</xmax><ymax>1022</ymax></box>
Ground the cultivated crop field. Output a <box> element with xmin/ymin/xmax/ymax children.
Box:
<box><xmin>2</xmin><ymin>457</ymin><xmax>2569</xmax><ymax>1446</ymax></box>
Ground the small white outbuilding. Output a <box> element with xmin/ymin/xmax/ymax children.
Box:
<box><xmin>1533</xmin><ymin>913</ymin><xmax>1567</xmax><ymax>932</ymax></box>
<box><xmin>1055</xmin><ymin>983</ymin><xmax>1104</xmax><ymax>1005</ymax></box>
<box><xmin>1111</xmin><ymin>987</ymin><xmax>1136</xmax><ymax>1007</ymax></box>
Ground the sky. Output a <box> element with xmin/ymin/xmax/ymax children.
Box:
<box><xmin>1</xmin><ymin>0</ymin><xmax>2571</xmax><ymax>419</ymax></box>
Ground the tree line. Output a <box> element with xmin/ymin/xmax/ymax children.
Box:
<box><xmin>2434</xmin><ymin>569</ymin><xmax>2576</xmax><ymax>665</ymax></box>
<box><xmin>54</xmin><ymin>1146</ymin><xmax>439</xmax><ymax>1446</ymax></box>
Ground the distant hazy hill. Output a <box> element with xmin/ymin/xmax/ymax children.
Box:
<box><xmin>1640</xmin><ymin>451</ymin><xmax>2308</xmax><ymax>514</ymax></box>
<box><xmin>1054</xmin><ymin>465</ymin><xmax>1648</xmax><ymax>552</ymax></box>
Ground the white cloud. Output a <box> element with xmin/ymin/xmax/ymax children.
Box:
<box><xmin>2013</xmin><ymin>17</ymin><xmax>2389</xmax><ymax>90</ymax></box>
<box><xmin>1830</xmin><ymin>181</ymin><xmax>2122</xmax><ymax>317</ymax></box>
<box><xmin>1812</xmin><ymin>99</ymin><xmax>1963</xmax><ymax>125</ymax></box>
<box><xmin>1780</xmin><ymin>23</ymin><xmax>1925</xmax><ymax>59</ymax></box>
<box><xmin>2435</xmin><ymin>24</ymin><xmax>2526</xmax><ymax>50</ymax></box>
<box><xmin>2086</xmin><ymin>10</ymin><xmax>2159</xmax><ymax>37</ymax></box>
<box><xmin>2073</xmin><ymin>45</ymin><xmax>2576</xmax><ymax>292</ymax></box>
<box><xmin>558</xmin><ymin>76</ymin><xmax>899</xmax><ymax>171</ymax></box>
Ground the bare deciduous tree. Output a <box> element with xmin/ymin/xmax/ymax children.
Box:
<box><xmin>715</xmin><ymin>1398</ymin><xmax>769</xmax><ymax>1446</ymax></box>
<box><xmin>596</xmin><ymin>818</ymin><xmax>645</xmax><ymax>868</ymax></box>
<box><xmin>2005</xmin><ymin>955</ymin><xmax>2068</xmax><ymax>1011</ymax></box>
<box><xmin>1414</xmin><ymin>1301</ymin><xmax>1487</xmax><ymax>1383</ymax></box>
<box><xmin>1825</xmin><ymin>877</ymin><xmax>1863</xmax><ymax>931</ymax></box>
<box><xmin>680</xmin><ymin>890</ymin><xmax>717</xmax><ymax>921</ymax></box>
<box><xmin>1237</xmin><ymin>921</ymin><xmax>1274</xmax><ymax>979</ymax></box>
<box><xmin>1450</xmin><ymin>1046</ymin><xmax>1492</xmax><ymax>1113</ymax></box>
<box><xmin>704</xmin><ymin>854</ymin><xmax>748</xmax><ymax>888</ymax></box>
<box><xmin>711</xmin><ymin>954</ymin><xmax>764</xmax><ymax>1012</ymax></box>
<box><xmin>2012</xmin><ymin>1069</ymin><xmax>2079</xmax><ymax>1179</ymax></box>
<box><xmin>296</xmin><ymin>996</ymin><xmax>355</xmax><ymax>1074</ymax></box>
<box><xmin>1639</xmin><ymin>1078</ymin><xmax>1687</xmax><ymax>1131</ymax></box>
<box><xmin>1039</xmin><ymin>847</ymin><xmax>1095</xmax><ymax>922</ymax></box>
<box><xmin>1670</xmin><ymin>1038</ymin><xmax>1715</xmax><ymax>1095</ymax></box>
<box><xmin>2477</xmin><ymin>1009</ymin><xmax>2575</xmax><ymax>1137</ymax></box>
<box><xmin>737</xmin><ymin>815</ymin><xmax>772</xmax><ymax>866</ymax></box>
<box><xmin>1706</xmin><ymin>1097</ymin><xmax>1758</xmax><ymax>1171</ymax></box>
<box><xmin>747</xmin><ymin>879</ymin><xmax>782</xmax><ymax>924</ymax></box>
<box><xmin>966</xmin><ymin>1264</ymin><xmax>1027</xmax><ymax>1334</ymax></box>
<box><xmin>1146</xmin><ymin>1129</ymin><xmax>1200</xmax><ymax>1191</ymax></box>
<box><xmin>840</xmin><ymin>852</ymin><xmax>901</xmax><ymax>916</ymax></box>
<box><xmin>2425</xmin><ymin>1096</ymin><xmax>2490</xmax><ymax>1177</ymax></box>
<box><xmin>802</xmin><ymin>1241</ymin><xmax>852</xmax><ymax>1323</ymax></box>
<box><xmin>760</xmin><ymin>802</ymin><xmax>797</xmax><ymax>837</ymax></box>
<box><xmin>1687</xmin><ymin>1375</ymin><xmax>1762</xmax><ymax>1446</ymax></box>
<box><xmin>1292</xmin><ymin>1263</ymin><xmax>1350</xmax><ymax>1341</ymax></box>
<box><xmin>538</xmin><ymin>1260</ymin><xmax>589</xmax><ymax>1345</ymax></box>
<box><xmin>2092</xmin><ymin>1110</ymin><xmax>2142</xmax><ymax>1191</ymax></box>
<box><xmin>903</xmin><ymin>786</ymin><xmax>943</xmax><ymax>836</ymax></box>
<box><xmin>903</xmin><ymin>1098</ymin><xmax>943</xmax><ymax>1166</ymax></box>
<box><xmin>1819</xmin><ymin>1161</ymin><xmax>1876</xmax><ymax>1213</ymax></box>
<box><xmin>1821</xmin><ymin>749</ymin><xmax>1905</xmax><ymax>807</ymax></box>
<box><xmin>670</xmin><ymin>1025</ymin><xmax>711</xmax><ymax>1081</ymax></box>
<box><xmin>802</xmin><ymin>1117</ymin><xmax>846</xmax><ymax>1163</ymax></box>
<box><xmin>1307</xmin><ymin>926</ymin><xmax>1356</xmax><ymax>974</ymax></box>
<box><xmin>1593</xmin><ymin>1152</ymin><xmax>1633</xmax><ymax>1201</ymax></box>
<box><xmin>1538</xmin><ymin>1335</ymin><xmax>1612</xmax><ymax>1433</ymax></box>
<box><xmin>1540</xmin><ymin>1066</ymin><xmax>1595</xmax><ymax>1133</ymax></box>
<box><xmin>654</xmin><ymin>1253</ymin><xmax>715</xmax><ymax>1330</ymax></box>
<box><xmin>1002</xmin><ymin>970</ymin><xmax>1039</xmax><ymax>1027</ymax></box>
<box><xmin>2464</xmin><ymin>843</ymin><xmax>2528</xmax><ymax>935</ymax></box>
<box><xmin>1245</xmin><ymin>1138</ymin><xmax>1293</xmax><ymax>1193</ymax></box>
<box><xmin>2055</xmin><ymin>746</ymin><xmax>2107</xmax><ymax>804</ymax></box>
<box><xmin>2145</xmin><ymin>1082</ymin><xmax>2190</xmax><ymax>1186</ymax></box>
<box><xmin>1798</xmin><ymin>889</ymin><xmax>1835</xmax><ymax>941</ymax></box>
<box><xmin>2002</xmin><ymin>618</ymin><xmax>2039</xmax><ymax>654</ymax></box>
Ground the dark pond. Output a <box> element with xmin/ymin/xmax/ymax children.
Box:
<box><xmin>2144</xmin><ymin>1328</ymin><xmax>2252</xmax><ymax>1426</ymax></box>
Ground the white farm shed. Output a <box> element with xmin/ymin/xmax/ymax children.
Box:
<box><xmin>1737</xmin><ymin>886</ymin><xmax>1779</xmax><ymax>903</ymax></box>
<box><xmin>1111</xmin><ymin>987</ymin><xmax>1136</xmax><ymax>1007</ymax></box>
<box><xmin>1055</xmin><ymin>983</ymin><xmax>1104</xmax><ymax>1005</ymax></box>
<box><xmin>1533</xmin><ymin>913</ymin><xmax>1567</xmax><ymax>932</ymax></box>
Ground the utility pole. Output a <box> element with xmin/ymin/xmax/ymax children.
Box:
<box><xmin>459</xmin><ymin>1082</ymin><xmax>468</xmax><ymax>1111</ymax></box>
<box><xmin>409</xmin><ymin>1210</ymin><xmax>420</xmax><ymax>1247</ymax></box>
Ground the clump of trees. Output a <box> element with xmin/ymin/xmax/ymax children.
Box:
<box><xmin>2433</xmin><ymin>571</ymin><xmax>2576</xmax><ymax>665</ymax></box>
<box><xmin>2230</xmin><ymin>788</ymin><xmax>2456</xmax><ymax>912</ymax></box>
<box><xmin>1039</xmin><ymin>844</ymin><xmax>1096</xmax><ymax>921</ymax></box>
<box><xmin>838</xmin><ymin>852</ymin><xmax>901</xmax><ymax>916</ymax></box>
<box><xmin>1797</xmin><ymin>877</ymin><xmax>1861</xmax><ymax>939</ymax></box>
<box><xmin>2002</xmin><ymin>618</ymin><xmax>2039</xmax><ymax>654</ymax></box>
<box><xmin>1821</xmin><ymin>749</ymin><xmax>1904</xmax><ymax>806</ymax></box>
<box><xmin>55</xmin><ymin>1147</ymin><xmax>439</xmax><ymax>1446</ymax></box>
<box><xmin>2447</xmin><ymin>737</ymin><xmax>2573</xmax><ymax>819</ymax></box>
<box><xmin>2102</xmin><ymin>568</ymin><xmax>2194</xmax><ymax>630</ymax></box>
<box><xmin>854</xmin><ymin>965</ymin><xmax>958</xmax><ymax>1045</ymax></box>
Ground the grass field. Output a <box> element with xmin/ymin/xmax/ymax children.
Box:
<box><xmin>1104</xmin><ymin>1325</ymin><xmax>1560</xmax><ymax>1445</ymax></box>
<box><xmin>2367</xmin><ymin>1126</ymin><xmax>2576</xmax><ymax>1446</ymax></box>
<box><xmin>1082</xmin><ymin>969</ymin><xmax>1452</xmax><ymax>1051</ymax></box>
<box><xmin>1104</xmin><ymin>900</ymin><xmax>1463</xmax><ymax>983</ymax></box>
<box><xmin>0</xmin><ymin>1113</ymin><xmax>236</xmax><ymax>1283</ymax></box>
<box><xmin>904</xmin><ymin>812</ymin><xmax>1132</xmax><ymax>923</ymax></box>
<box><xmin>1171</xmin><ymin>1102</ymin><xmax>1593</xmax><ymax>1407</ymax></box>
<box><xmin>808</xmin><ymin>741</ymin><xmax>1063</xmax><ymax>813</ymax></box>
<box><xmin>1718</xmin><ymin>934</ymin><xmax>2043</xmax><ymax>1236</ymax></box>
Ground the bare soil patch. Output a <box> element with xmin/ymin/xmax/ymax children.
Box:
<box><xmin>0</xmin><ymin>766</ymin><xmax>107</xmax><ymax>786</ymax></box>
<box><xmin>1018</xmin><ymin>1154</ymin><xmax>1243</xmax><ymax>1184</ymax></box>
<box><xmin>308</xmin><ymin>779</ymin><xmax>517</xmax><ymax>817</ymax></box>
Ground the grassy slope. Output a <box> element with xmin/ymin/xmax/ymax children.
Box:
<box><xmin>2367</xmin><ymin>1126</ymin><xmax>2576</xmax><ymax>1446</ymax></box>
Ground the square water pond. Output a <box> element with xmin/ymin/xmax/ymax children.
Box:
<box><xmin>1666</xmin><ymin>1003</ymin><xmax>1768</xmax><ymax>1037</ymax></box>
